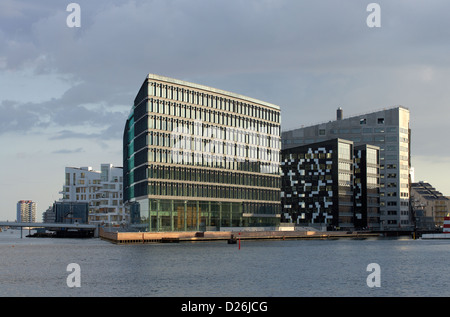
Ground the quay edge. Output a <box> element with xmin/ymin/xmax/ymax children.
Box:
<box><xmin>99</xmin><ymin>228</ymin><xmax>381</xmax><ymax>244</ymax></box>
<box><xmin>421</xmin><ymin>233</ymin><xmax>450</xmax><ymax>239</ymax></box>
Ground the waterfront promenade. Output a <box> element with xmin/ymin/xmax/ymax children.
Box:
<box><xmin>99</xmin><ymin>228</ymin><xmax>380</xmax><ymax>244</ymax></box>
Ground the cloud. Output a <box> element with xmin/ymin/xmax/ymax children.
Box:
<box><xmin>4</xmin><ymin>0</ymin><xmax>450</xmax><ymax>76</ymax></box>
<box><xmin>1</xmin><ymin>0</ymin><xmax>450</xmax><ymax>182</ymax></box>
<box><xmin>0</xmin><ymin>100</ymin><xmax>44</xmax><ymax>134</ymax></box>
<box><xmin>52</xmin><ymin>147</ymin><xmax>84</xmax><ymax>154</ymax></box>
<box><xmin>3</xmin><ymin>1</ymin><xmax>450</xmax><ymax>141</ymax></box>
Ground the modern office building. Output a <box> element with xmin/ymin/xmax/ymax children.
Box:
<box><xmin>280</xmin><ymin>139</ymin><xmax>380</xmax><ymax>230</ymax></box>
<box><xmin>123</xmin><ymin>74</ymin><xmax>281</xmax><ymax>231</ymax></box>
<box><xmin>60</xmin><ymin>164</ymin><xmax>126</xmax><ymax>226</ymax></box>
<box><xmin>411</xmin><ymin>181</ymin><xmax>450</xmax><ymax>230</ymax></box>
<box><xmin>16</xmin><ymin>200</ymin><xmax>36</xmax><ymax>222</ymax></box>
<box><xmin>282</xmin><ymin>106</ymin><xmax>410</xmax><ymax>230</ymax></box>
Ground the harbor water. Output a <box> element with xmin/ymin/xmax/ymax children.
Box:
<box><xmin>1</xmin><ymin>229</ymin><xmax>449</xmax><ymax>297</ymax></box>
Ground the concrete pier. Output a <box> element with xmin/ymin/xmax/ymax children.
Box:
<box><xmin>99</xmin><ymin>228</ymin><xmax>380</xmax><ymax>244</ymax></box>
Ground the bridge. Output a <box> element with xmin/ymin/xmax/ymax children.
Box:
<box><xmin>0</xmin><ymin>222</ymin><xmax>99</xmax><ymax>238</ymax></box>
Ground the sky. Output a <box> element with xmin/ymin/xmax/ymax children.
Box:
<box><xmin>1</xmin><ymin>0</ymin><xmax>449</xmax><ymax>221</ymax></box>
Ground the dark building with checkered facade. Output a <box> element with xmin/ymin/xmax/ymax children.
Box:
<box><xmin>281</xmin><ymin>138</ymin><xmax>380</xmax><ymax>230</ymax></box>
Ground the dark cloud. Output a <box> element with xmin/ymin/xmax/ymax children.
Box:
<box><xmin>3</xmin><ymin>0</ymin><xmax>450</xmax><ymax>74</ymax></box>
<box><xmin>1</xmin><ymin>0</ymin><xmax>450</xmax><ymax>158</ymax></box>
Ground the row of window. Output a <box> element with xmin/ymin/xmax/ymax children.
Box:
<box><xmin>243</xmin><ymin>202</ymin><xmax>281</xmax><ymax>215</ymax></box>
<box><xmin>134</xmin><ymin>112</ymin><xmax>281</xmax><ymax>142</ymax></box>
<box><xmin>131</xmin><ymin>165</ymin><xmax>280</xmax><ymax>189</ymax></box>
<box><xmin>133</xmin><ymin>181</ymin><xmax>281</xmax><ymax>202</ymax></box>
<box><xmin>143</xmin><ymin>200</ymin><xmax>280</xmax><ymax>216</ymax></box>
<box><xmin>284</xmin><ymin>152</ymin><xmax>379</xmax><ymax>167</ymax></box>
<box><xmin>355</xmin><ymin>196</ymin><xmax>380</xmax><ymax>205</ymax></box>
<box><xmin>284</xmin><ymin>135</ymin><xmax>406</xmax><ymax>146</ymax></box>
<box><xmin>149</xmin><ymin>82</ymin><xmax>281</xmax><ymax>123</ymax></box>
<box><xmin>363</xmin><ymin>176</ymin><xmax>379</xmax><ymax>188</ymax></box>
<box><xmin>146</xmin><ymin>98</ymin><xmax>281</xmax><ymax>130</ymax></box>
<box><xmin>129</xmin><ymin>147</ymin><xmax>279</xmax><ymax>174</ymax></box>
<box><xmin>360</xmin><ymin>118</ymin><xmax>386</xmax><ymax>125</ymax></box>
<box><xmin>338</xmin><ymin>162</ymin><xmax>352</xmax><ymax>171</ymax></box>
<box><xmin>134</xmin><ymin>130</ymin><xmax>280</xmax><ymax>156</ymax></box>
<box><xmin>330</xmin><ymin>126</ymin><xmax>399</xmax><ymax>134</ymax></box>
<box><xmin>283</xmin><ymin>152</ymin><xmax>332</xmax><ymax>160</ymax></box>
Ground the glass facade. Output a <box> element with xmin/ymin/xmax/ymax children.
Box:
<box><xmin>124</xmin><ymin>74</ymin><xmax>281</xmax><ymax>231</ymax></box>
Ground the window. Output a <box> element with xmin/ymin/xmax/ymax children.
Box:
<box><xmin>386</xmin><ymin>146</ymin><xmax>397</xmax><ymax>152</ymax></box>
<box><xmin>377</xmin><ymin>118</ymin><xmax>385</xmax><ymax>124</ymax></box>
<box><xmin>360</xmin><ymin>118</ymin><xmax>367</xmax><ymax>125</ymax></box>
<box><xmin>338</xmin><ymin>142</ymin><xmax>351</xmax><ymax>160</ymax></box>
<box><xmin>386</xmin><ymin>136</ymin><xmax>397</xmax><ymax>142</ymax></box>
<box><xmin>387</xmin><ymin>127</ymin><xmax>397</xmax><ymax>133</ymax></box>
<box><xmin>367</xmin><ymin>149</ymin><xmax>378</xmax><ymax>165</ymax></box>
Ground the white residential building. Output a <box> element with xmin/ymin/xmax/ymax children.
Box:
<box><xmin>60</xmin><ymin>164</ymin><xmax>127</xmax><ymax>226</ymax></box>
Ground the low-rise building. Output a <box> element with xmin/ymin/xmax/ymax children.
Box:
<box><xmin>411</xmin><ymin>181</ymin><xmax>450</xmax><ymax>230</ymax></box>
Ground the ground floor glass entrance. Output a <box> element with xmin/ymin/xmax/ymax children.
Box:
<box><xmin>130</xmin><ymin>199</ymin><xmax>280</xmax><ymax>232</ymax></box>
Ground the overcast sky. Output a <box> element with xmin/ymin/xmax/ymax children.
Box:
<box><xmin>1</xmin><ymin>0</ymin><xmax>449</xmax><ymax>221</ymax></box>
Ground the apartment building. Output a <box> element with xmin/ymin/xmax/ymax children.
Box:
<box><xmin>60</xmin><ymin>164</ymin><xmax>126</xmax><ymax>226</ymax></box>
<box><xmin>16</xmin><ymin>200</ymin><xmax>36</xmax><ymax>222</ymax></box>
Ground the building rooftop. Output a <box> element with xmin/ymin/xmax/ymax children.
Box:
<box><xmin>146</xmin><ymin>73</ymin><xmax>280</xmax><ymax>111</ymax></box>
<box><xmin>411</xmin><ymin>181</ymin><xmax>450</xmax><ymax>201</ymax></box>
<box><xmin>282</xmin><ymin>105</ymin><xmax>409</xmax><ymax>133</ymax></box>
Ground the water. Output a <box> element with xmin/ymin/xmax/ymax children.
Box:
<box><xmin>1</xmin><ymin>229</ymin><xmax>449</xmax><ymax>297</ymax></box>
